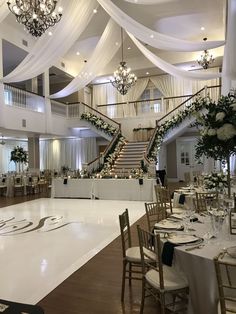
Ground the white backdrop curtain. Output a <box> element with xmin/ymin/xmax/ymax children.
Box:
<box><xmin>2</xmin><ymin>0</ymin><xmax>97</xmax><ymax>83</ymax></box>
<box><xmin>128</xmin><ymin>33</ymin><xmax>222</xmax><ymax>80</ymax></box>
<box><xmin>40</xmin><ymin>138</ymin><xmax>97</xmax><ymax>170</ymax></box>
<box><xmin>0</xmin><ymin>1</ymin><xmax>9</xmax><ymax>23</ymax></box>
<box><xmin>123</xmin><ymin>0</ymin><xmax>175</xmax><ymax>3</ymax></box>
<box><xmin>0</xmin><ymin>141</ymin><xmax>28</xmax><ymax>173</ymax></box>
<box><xmin>97</xmin><ymin>0</ymin><xmax>224</xmax><ymax>51</ymax></box>
<box><xmin>50</xmin><ymin>19</ymin><xmax>121</xmax><ymax>99</ymax></box>
<box><xmin>92</xmin><ymin>84</ymin><xmax>107</xmax><ymax>115</ymax></box>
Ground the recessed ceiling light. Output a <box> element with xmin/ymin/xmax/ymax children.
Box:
<box><xmin>150</xmin><ymin>34</ymin><xmax>154</xmax><ymax>38</ymax></box>
<box><xmin>48</xmin><ymin>31</ymin><xmax>53</xmax><ymax>36</ymax></box>
<box><xmin>146</xmin><ymin>72</ymin><xmax>149</xmax><ymax>75</ymax></box>
<box><xmin>115</xmin><ymin>42</ymin><xmax>119</xmax><ymax>46</ymax></box>
<box><xmin>127</xmin><ymin>47</ymin><xmax>131</xmax><ymax>50</ymax></box>
<box><xmin>201</xmin><ymin>26</ymin><xmax>205</xmax><ymax>31</ymax></box>
<box><xmin>76</xmin><ymin>51</ymin><xmax>80</xmax><ymax>56</ymax></box>
<box><xmin>93</xmin><ymin>9</ymin><xmax>97</xmax><ymax>13</ymax></box>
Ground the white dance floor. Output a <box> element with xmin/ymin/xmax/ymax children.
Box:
<box><xmin>0</xmin><ymin>198</ymin><xmax>145</xmax><ymax>304</ymax></box>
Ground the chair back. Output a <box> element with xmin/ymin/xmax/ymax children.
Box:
<box><xmin>119</xmin><ymin>209</ymin><xmax>132</xmax><ymax>259</ymax></box>
<box><xmin>14</xmin><ymin>175</ymin><xmax>22</xmax><ymax>185</ymax></box>
<box><xmin>195</xmin><ymin>191</ymin><xmax>218</xmax><ymax>213</ymax></box>
<box><xmin>184</xmin><ymin>172</ymin><xmax>191</xmax><ymax>184</ymax></box>
<box><xmin>214</xmin><ymin>252</ymin><xmax>236</xmax><ymax>314</ymax></box>
<box><xmin>230</xmin><ymin>211</ymin><xmax>236</xmax><ymax>235</ymax></box>
<box><xmin>145</xmin><ymin>202</ymin><xmax>166</xmax><ymax>231</ymax></box>
<box><xmin>137</xmin><ymin>226</ymin><xmax>163</xmax><ymax>289</ymax></box>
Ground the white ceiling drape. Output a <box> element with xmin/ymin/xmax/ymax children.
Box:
<box><xmin>97</xmin><ymin>0</ymin><xmax>224</xmax><ymax>52</ymax></box>
<box><xmin>128</xmin><ymin>32</ymin><xmax>221</xmax><ymax>80</ymax></box>
<box><xmin>50</xmin><ymin>19</ymin><xmax>121</xmax><ymax>99</ymax></box>
<box><xmin>123</xmin><ymin>0</ymin><xmax>175</xmax><ymax>4</ymax></box>
<box><xmin>2</xmin><ymin>0</ymin><xmax>97</xmax><ymax>83</ymax></box>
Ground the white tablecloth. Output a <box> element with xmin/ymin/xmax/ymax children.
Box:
<box><xmin>51</xmin><ymin>178</ymin><xmax>156</xmax><ymax>201</ymax></box>
<box><xmin>169</xmin><ymin>216</ymin><xmax>236</xmax><ymax>314</ymax></box>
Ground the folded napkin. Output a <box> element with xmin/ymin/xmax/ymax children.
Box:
<box><xmin>179</xmin><ymin>194</ymin><xmax>185</xmax><ymax>204</ymax></box>
<box><xmin>190</xmin><ymin>217</ymin><xmax>198</xmax><ymax>222</ymax></box>
<box><xmin>162</xmin><ymin>242</ymin><xmax>178</xmax><ymax>266</ymax></box>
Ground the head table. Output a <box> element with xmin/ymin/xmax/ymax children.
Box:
<box><xmin>51</xmin><ymin>178</ymin><xmax>156</xmax><ymax>201</ymax></box>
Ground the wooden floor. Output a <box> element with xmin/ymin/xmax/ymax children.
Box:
<box><xmin>0</xmin><ymin>185</ymin><xmax>183</xmax><ymax>314</ymax></box>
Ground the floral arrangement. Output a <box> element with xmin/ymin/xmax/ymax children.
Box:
<box><xmin>99</xmin><ymin>135</ymin><xmax>126</xmax><ymax>177</ymax></box>
<box><xmin>10</xmin><ymin>146</ymin><xmax>28</xmax><ymax>164</ymax></box>
<box><xmin>194</xmin><ymin>92</ymin><xmax>236</xmax><ymax>161</ymax></box>
<box><xmin>130</xmin><ymin>168</ymin><xmax>144</xmax><ymax>178</ymax></box>
<box><xmin>203</xmin><ymin>172</ymin><xmax>228</xmax><ymax>191</ymax></box>
<box><xmin>147</xmin><ymin>96</ymin><xmax>209</xmax><ymax>161</ymax></box>
<box><xmin>81</xmin><ymin>112</ymin><xmax>118</xmax><ymax>137</ymax></box>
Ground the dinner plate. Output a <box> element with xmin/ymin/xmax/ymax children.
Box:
<box><xmin>155</xmin><ymin>220</ymin><xmax>183</xmax><ymax>230</ymax></box>
<box><xmin>226</xmin><ymin>246</ymin><xmax>236</xmax><ymax>258</ymax></box>
<box><xmin>171</xmin><ymin>213</ymin><xmax>185</xmax><ymax>220</ymax></box>
<box><xmin>167</xmin><ymin>234</ymin><xmax>201</xmax><ymax>245</ymax></box>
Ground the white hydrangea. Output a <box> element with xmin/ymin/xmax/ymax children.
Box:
<box><xmin>215</xmin><ymin>112</ymin><xmax>226</xmax><ymax>121</ymax></box>
<box><xmin>217</xmin><ymin>123</ymin><xmax>236</xmax><ymax>141</ymax></box>
<box><xmin>208</xmin><ymin>128</ymin><xmax>217</xmax><ymax>136</ymax></box>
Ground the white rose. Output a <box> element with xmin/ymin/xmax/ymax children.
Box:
<box><xmin>208</xmin><ymin>129</ymin><xmax>217</xmax><ymax>136</ymax></box>
<box><xmin>216</xmin><ymin>112</ymin><xmax>226</xmax><ymax>121</ymax></box>
<box><xmin>230</xmin><ymin>103</ymin><xmax>236</xmax><ymax>111</ymax></box>
<box><xmin>217</xmin><ymin>123</ymin><xmax>236</xmax><ymax>141</ymax></box>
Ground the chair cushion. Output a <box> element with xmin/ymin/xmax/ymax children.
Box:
<box><xmin>218</xmin><ymin>299</ymin><xmax>236</xmax><ymax>314</ymax></box>
<box><xmin>145</xmin><ymin>266</ymin><xmax>188</xmax><ymax>291</ymax></box>
<box><xmin>126</xmin><ymin>247</ymin><xmax>156</xmax><ymax>263</ymax></box>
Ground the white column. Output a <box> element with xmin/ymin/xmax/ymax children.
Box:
<box><xmin>43</xmin><ymin>70</ymin><xmax>52</xmax><ymax>133</ymax></box>
<box><xmin>0</xmin><ymin>39</ymin><xmax>5</xmax><ymax>128</ymax></box>
<box><xmin>28</xmin><ymin>136</ymin><xmax>40</xmax><ymax>173</ymax></box>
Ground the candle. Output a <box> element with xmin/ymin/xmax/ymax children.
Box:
<box><xmin>115</xmin><ymin>175</ymin><xmax>118</xmax><ymax>179</ymax></box>
<box><xmin>96</xmin><ymin>174</ymin><xmax>99</xmax><ymax>178</ymax></box>
<box><xmin>129</xmin><ymin>175</ymin><xmax>132</xmax><ymax>179</ymax></box>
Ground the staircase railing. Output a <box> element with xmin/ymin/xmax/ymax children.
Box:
<box><xmin>144</xmin><ymin>85</ymin><xmax>221</xmax><ymax>163</ymax></box>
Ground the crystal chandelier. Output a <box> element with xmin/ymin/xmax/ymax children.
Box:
<box><xmin>111</xmin><ymin>28</ymin><xmax>137</xmax><ymax>95</ymax></box>
<box><xmin>7</xmin><ymin>0</ymin><xmax>63</xmax><ymax>37</ymax></box>
<box><xmin>197</xmin><ymin>38</ymin><xmax>215</xmax><ymax>69</ymax></box>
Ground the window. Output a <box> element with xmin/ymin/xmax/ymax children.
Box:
<box><xmin>139</xmin><ymin>87</ymin><xmax>163</xmax><ymax>114</ymax></box>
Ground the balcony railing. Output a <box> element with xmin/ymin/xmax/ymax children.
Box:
<box><xmin>4</xmin><ymin>84</ymin><xmax>45</xmax><ymax>113</ymax></box>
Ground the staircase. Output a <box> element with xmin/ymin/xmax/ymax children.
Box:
<box><xmin>111</xmin><ymin>141</ymin><xmax>148</xmax><ymax>176</ymax></box>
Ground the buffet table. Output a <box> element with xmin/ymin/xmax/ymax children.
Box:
<box><xmin>51</xmin><ymin>178</ymin><xmax>156</xmax><ymax>201</ymax></box>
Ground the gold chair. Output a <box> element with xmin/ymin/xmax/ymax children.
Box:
<box><xmin>137</xmin><ymin>226</ymin><xmax>189</xmax><ymax>314</ymax></box>
<box><xmin>230</xmin><ymin>211</ymin><xmax>236</xmax><ymax>235</ymax></box>
<box><xmin>195</xmin><ymin>191</ymin><xmax>218</xmax><ymax>213</ymax></box>
<box><xmin>155</xmin><ymin>186</ymin><xmax>185</xmax><ymax>215</ymax></box>
<box><xmin>119</xmin><ymin>208</ymin><xmax>142</xmax><ymax>302</ymax></box>
<box><xmin>13</xmin><ymin>175</ymin><xmax>24</xmax><ymax>196</ymax></box>
<box><xmin>214</xmin><ymin>251</ymin><xmax>236</xmax><ymax>314</ymax></box>
<box><xmin>145</xmin><ymin>202</ymin><xmax>166</xmax><ymax>232</ymax></box>
<box><xmin>184</xmin><ymin>172</ymin><xmax>191</xmax><ymax>184</ymax></box>
<box><xmin>0</xmin><ymin>177</ymin><xmax>7</xmax><ymax>196</ymax></box>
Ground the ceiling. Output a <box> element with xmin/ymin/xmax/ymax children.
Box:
<box><xmin>1</xmin><ymin>0</ymin><xmax>225</xmax><ymax>86</ymax></box>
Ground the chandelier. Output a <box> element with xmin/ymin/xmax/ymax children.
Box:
<box><xmin>7</xmin><ymin>0</ymin><xmax>63</xmax><ymax>37</ymax></box>
<box><xmin>111</xmin><ymin>28</ymin><xmax>137</xmax><ymax>95</ymax></box>
<box><xmin>197</xmin><ymin>38</ymin><xmax>215</xmax><ymax>69</ymax></box>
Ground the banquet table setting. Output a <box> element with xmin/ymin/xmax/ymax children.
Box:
<box><xmin>153</xmin><ymin>200</ymin><xmax>236</xmax><ymax>314</ymax></box>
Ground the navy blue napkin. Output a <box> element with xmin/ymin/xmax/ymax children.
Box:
<box><xmin>179</xmin><ymin>194</ymin><xmax>185</xmax><ymax>204</ymax></box>
<box><xmin>162</xmin><ymin>242</ymin><xmax>178</xmax><ymax>266</ymax></box>
<box><xmin>190</xmin><ymin>217</ymin><xmax>198</xmax><ymax>222</ymax></box>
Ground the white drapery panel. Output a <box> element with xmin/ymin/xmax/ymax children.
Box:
<box><xmin>2</xmin><ymin>0</ymin><xmax>97</xmax><ymax>83</ymax></box>
<box><xmin>50</xmin><ymin>19</ymin><xmax>121</xmax><ymax>99</ymax></box>
<box><xmin>0</xmin><ymin>1</ymin><xmax>9</xmax><ymax>23</ymax></box>
<box><xmin>40</xmin><ymin>138</ymin><xmax>97</xmax><ymax>170</ymax></box>
<box><xmin>97</xmin><ymin>0</ymin><xmax>224</xmax><ymax>52</ymax></box>
<box><xmin>150</xmin><ymin>75</ymin><xmax>191</xmax><ymax>111</ymax></box>
<box><xmin>222</xmin><ymin>0</ymin><xmax>236</xmax><ymax>94</ymax></box>
<box><xmin>128</xmin><ymin>33</ymin><xmax>222</xmax><ymax>80</ymax></box>
<box><xmin>121</xmin><ymin>77</ymin><xmax>149</xmax><ymax>117</ymax></box>
<box><xmin>124</xmin><ymin>0</ymin><xmax>175</xmax><ymax>3</ymax></box>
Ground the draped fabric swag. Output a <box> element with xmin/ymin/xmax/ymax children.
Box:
<box><xmin>50</xmin><ymin>19</ymin><xmax>121</xmax><ymax>99</ymax></box>
<box><xmin>0</xmin><ymin>1</ymin><xmax>9</xmax><ymax>24</ymax></box>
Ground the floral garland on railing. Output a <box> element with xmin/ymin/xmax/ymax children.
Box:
<box><xmin>81</xmin><ymin>112</ymin><xmax>118</xmax><ymax>136</ymax></box>
<box><xmin>99</xmin><ymin>134</ymin><xmax>126</xmax><ymax>177</ymax></box>
<box><xmin>147</xmin><ymin>96</ymin><xmax>210</xmax><ymax>161</ymax></box>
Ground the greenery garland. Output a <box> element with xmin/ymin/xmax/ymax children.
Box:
<box><xmin>147</xmin><ymin>96</ymin><xmax>210</xmax><ymax>161</ymax></box>
<box><xmin>81</xmin><ymin>112</ymin><xmax>118</xmax><ymax>137</ymax></box>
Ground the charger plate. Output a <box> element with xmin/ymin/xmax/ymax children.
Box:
<box><xmin>226</xmin><ymin>246</ymin><xmax>236</xmax><ymax>258</ymax></box>
<box><xmin>155</xmin><ymin>220</ymin><xmax>183</xmax><ymax>230</ymax></box>
<box><xmin>167</xmin><ymin>234</ymin><xmax>201</xmax><ymax>245</ymax></box>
